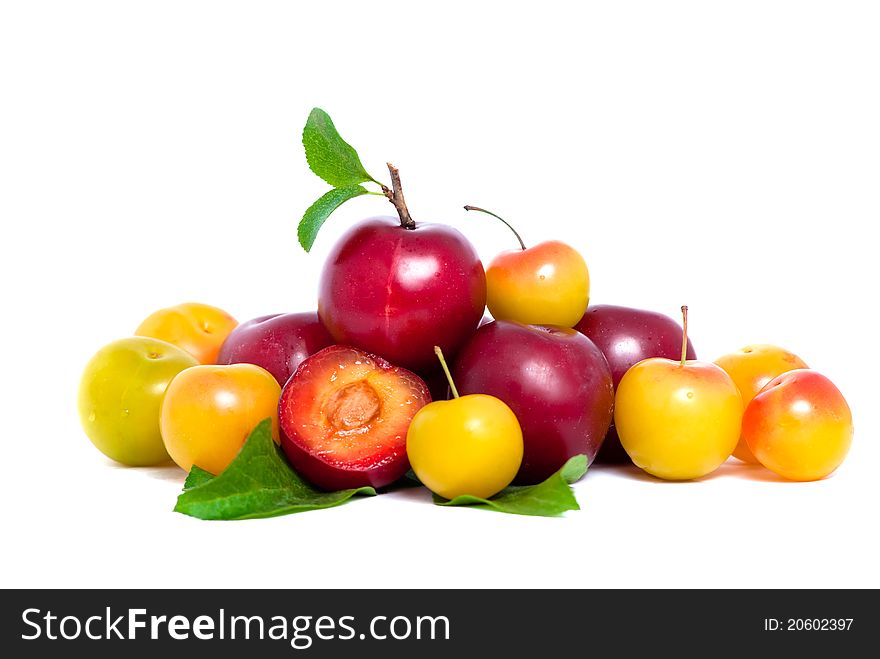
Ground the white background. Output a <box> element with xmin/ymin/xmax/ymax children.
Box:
<box><xmin>1</xmin><ymin>1</ymin><xmax>878</xmax><ymax>589</ymax></box>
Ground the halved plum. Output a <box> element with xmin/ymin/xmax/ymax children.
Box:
<box><xmin>279</xmin><ymin>345</ymin><xmax>431</xmax><ymax>490</ymax></box>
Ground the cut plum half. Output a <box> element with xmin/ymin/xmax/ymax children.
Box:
<box><xmin>279</xmin><ymin>345</ymin><xmax>431</xmax><ymax>490</ymax></box>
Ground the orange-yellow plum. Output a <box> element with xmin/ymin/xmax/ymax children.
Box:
<box><xmin>136</xmin><ymin>302</ymin><xmax>238</xmax><ymax>365</ymax></box>
<box><xmin>160</xmin><ymin>363</ymin><xmax>280</xmax><ymax>475</ymax></box>
<box><xmin>743</xmin><ymin>369</ymin><xmax>852</xmax><ymax>481</ymax></box>
<box><xmin>715</xmin><ymin>345</ymin><xmax>808</xmax><ymax>463</ymax></box>
<box><xmin>466</xmin><ymin>206</ymin><xmax>589</xmax><ymax>327</ymax></box>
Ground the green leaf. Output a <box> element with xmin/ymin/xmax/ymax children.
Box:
<box><xmin>183</xmin><ymin>465</ymin><xmax>215</xmax><ymax>491</ymax></box>
<box><xmin>434</xmin><ymin>455</ymin><xmax>587</xmax><ymax>517</ymax></box>
<box><xmin>303</xmin><ymin>107</ymin><xmax>375</xmax><ymax>187</ymax></box>
<box><xmin>560</xmin><ymin>454</ymin><xmax>588</xmax><ymax>483</ymax></box>
<box><xmin>174</xmin><ymin>419</ymin><xmax>376</xmax><ymax>520</ymax></box>
<box><xmin>298</xmin><ymin>185</ymin><xmax>368</xmax><ymax>252</ymax></box>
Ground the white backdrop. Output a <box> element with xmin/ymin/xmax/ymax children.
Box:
<box><xmin>1</xmin><ymin>0</ymin><xmax>878</xmax><ymax>588</ymax></box>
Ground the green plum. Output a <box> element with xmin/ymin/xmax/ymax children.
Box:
<box><xmin>78</xmin><ymin>337</ymin><xmax>198</xmax><ymax>465</ymax></box>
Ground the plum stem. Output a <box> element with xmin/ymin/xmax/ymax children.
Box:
<box><xmin>381</xmin><ymin>163</ymin><xmax>416</xmax><ymax>230</ymax></box>
<box><xmin>463</xmin><ymin>205</ymin><xmax>527</xmax><ymax>250</ymax></box>
<box><xmin>434</xmin><ymin>346</ymin><xmax>460</xmax><ymax>399</ymax></box>
<box><xmin>680</xmin><ymin>305</ymin><xmax>689</xmax><ymax>367</ymax></box>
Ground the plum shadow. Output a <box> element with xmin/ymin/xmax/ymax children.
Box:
<box><xmin>716</xmin><ymin>460</ymin><xmax>795</xmax><ymax>483</ymax></box>
<box><xmin>101</xmin><ymin>457</ymin><xmax>188</xmax><ymax>484</ymax></box>
<box><xmin>587</xmin><ymin>458</ymin><xmax>795</xmax><ymax>484</ymax></box>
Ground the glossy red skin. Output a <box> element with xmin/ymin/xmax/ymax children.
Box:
<box><xmin>281</xmin><ymin>431</ymin><xmax>410</xmax><ymax>491</ymax></box>
<box><xmin>278</xmin><ymin>345</ymin><xmax>431</xmax><ymax>490</ymax></box>
<box><xmin>318</xmin><ymin>217</ymin><xmax>487</xmax><ymax>372</ymax></box>
<box><xmin>575</xmin><ymin>304</ymin><xmax>696</xmax><ymax>463</ymax></box>
<box><xmin>416</xmin><ymin>316</ymin><xmax>491</xmax><ymax>402</ymax></box>
<box><xmin>217</xmin><ymin>312</ymin><xmax>333</xmax><ymax>387</ymax></box>
<box><xmin>453</xmin><ymin>320</ymin><xmax>614</xmax><ymax>484</ymax></box>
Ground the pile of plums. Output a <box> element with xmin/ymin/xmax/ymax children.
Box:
<box><xmin>78</xmin><ymin>136</ymin><xmax>852</xmax><ymax>500</ymax></box>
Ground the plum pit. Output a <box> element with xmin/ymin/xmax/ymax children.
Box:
<box><xmin>325</xmin><ymin>381</ymin><xmax>381</xmax><ymax>431</ymax></box>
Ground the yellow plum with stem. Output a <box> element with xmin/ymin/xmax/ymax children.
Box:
<box><xmin>406</xmin><ymin>347</ymin><xmax>523</xmax><ymax>499</ymax></box>
<box><xmin>614</xmin><ymin>307</ymin><xmax>742</xmax><ymax>481</ymax></box>
<box><xmin>465</xmin><ymin>206</ymin><xmax>589</xmax><ymax>327</ymax></box>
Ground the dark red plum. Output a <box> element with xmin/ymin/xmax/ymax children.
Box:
<box><xmin>217</xmin><ymin>312</ymin><xmax>333</xmax><ymax>387</ymax></box>
<box><xmin>415</xmin><ymin>315</ymin><xmax>492</xmax><ymax>402</ymax></box>
<box><xmin>453</xmin><ymin>320</ymin><xmax>614</xmax><ymax>484</ymax></box>
<box><xmin>318</xmin><ymin>217</ymin><xmax>487</xmax><ymax>373</ymax></box>
<box><xmin>418</xmin><ymin>367</ymin><xmax>451</xmax><ymax>402</ymax></box>
<box><xmin>574</xmin><ymin>304</ymin><xmax>696</xmax><ymax>462</ymax></box>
